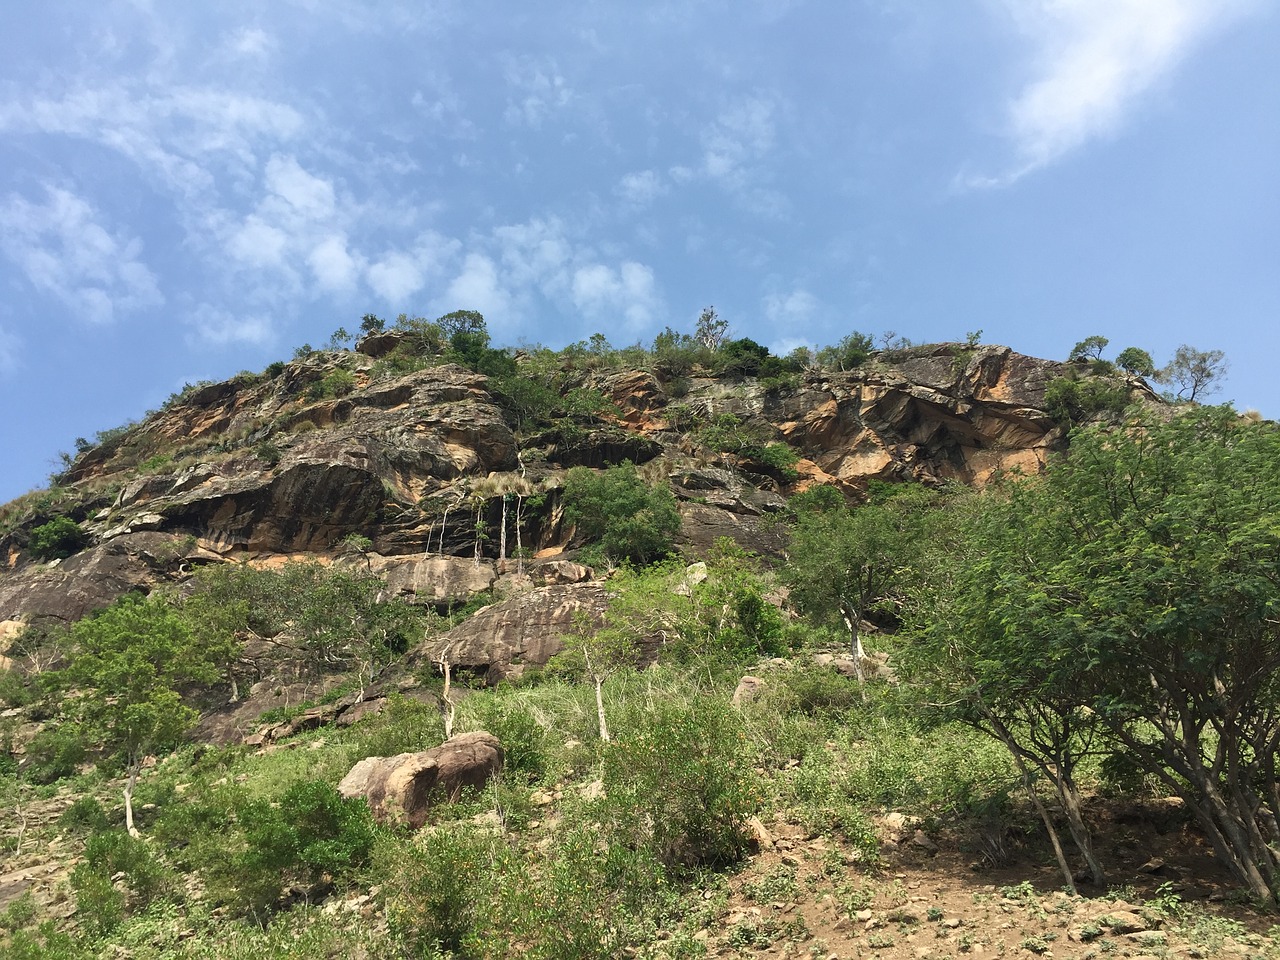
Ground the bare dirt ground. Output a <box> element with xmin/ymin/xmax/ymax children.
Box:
<box><xmin>699</xmin><ymin>799</ymin><xmax>1278</xmax><ymax>960</ymax></box>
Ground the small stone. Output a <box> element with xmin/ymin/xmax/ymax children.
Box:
<box><xmin>856</xmin><ymin>909</ymin><xmax>874</xmax><ymax>921</ymax></box>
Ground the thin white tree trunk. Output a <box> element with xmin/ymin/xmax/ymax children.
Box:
<box><xmin>124</xmin><ymin>764</ymin><xmax>141</xmax><ymax>838</ymax></box>
<box><xmin>499</xmin><ymin>494</ymin><xmax>508</xmax><ymax>563</ymax></box>
<box><xmin>515</xmin><ymin>495</ymin><xmax>525</xmax><ymax>575</ymax></box>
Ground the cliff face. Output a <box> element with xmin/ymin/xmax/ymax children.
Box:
<box><xmin>0</xmin><ymin>342</ymin><xmax>1157</xmax><ymax>628</ymax></box>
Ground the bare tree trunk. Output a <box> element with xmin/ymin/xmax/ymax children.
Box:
<box><xmin>841</xmin><ymin>607</ymin><xmax>866</xmax><ymax>685</ymax></box>
<box><xmin>515</xmin><ymin>495</ymin><xmax>525</xmax><ymax>575</ymax></box>
<box><xmin>436</xmin><ymin>649</ymin><xmax>456</xmax><ymax>739</ymax></box>
<box><xmin>499</xmin><ymin>494</ymin><xmax>508</xmax><ymax>565</ymax></box>
<box><xmin>987</xmin><ymin>716</ymin><xmax>1077</xmax><ymax>895</ymax></box>
<box><xmin>124</xmin><ymin>763</ymin><xmax>141</xmax><ymax>838</ymax></box>
<box><xmin>439</xmin><ymin>507</ymin><xmax>451</xmax><ymax>557</ymax></box>
<box><xmin>584</xmin><ymin>646</ymin><xmax>610</xmax><ymax>742</ymax></box>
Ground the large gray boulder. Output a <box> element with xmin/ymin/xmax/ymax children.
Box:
<box><xmin>414</xmin><ymin>582</ymin><xmax>609</xmax><ymax>684</ymax></box>
<box><xmin>338</xmin><ymin>731</ymin><xmax>504</xmax><ymax>828</ymax></box>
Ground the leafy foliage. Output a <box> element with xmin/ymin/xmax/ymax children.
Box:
<box><xmin>1156</xmin><ymin>343</ymin><xmax>1228</xmax><ymax>401</ymax></box>
<box><xmin>562</xmin><ymin>461</ymin><xmax>681</xmax><ymax>565</ymax></box>
<box><xmin>27</xmin><ymin>516</ymin><xmax>88</xmax><ymax>561</ymax></box>
<box><xmin>903</xmin><ymin>407</ymin><xmax>1280</xmax><ymax>901</ymax></box>
<box><xmin>1115</xmin><ymin>346</ymin><xmax>1155</xmax><ymax>376</ymax></box>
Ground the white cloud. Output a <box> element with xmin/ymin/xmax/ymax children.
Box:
<box><xmin>441</xmin><ymin>253</ymin><xmax>517</xmax><ymax>325</ymax></box>
<box><xmin>0</xmin><ymin>324</ymin><xmax>18</xmax><ymax>375</ymax></box>
<box><xmin>764</xmin><ymin>289</ymin><xmax>818</xmax><ymax>327</ymax></box>
<box><xmin>227</xmin><ymin>216</ymin><xmax>289</xmax><ymax>268</ymax></box>
<box><xmin>367</xmin><ymin>251</ymin><xmax>429</xmax><ymax>304</ymax></box>
<box><xmin>0</xmin><ymin>185</ymin><xmax>163</xmax><ymax>324</ymax></box>
<box><xmin>701</xmin><ymin>95</ymin><xmax>778</xmax><ymax>189</ymax></box>
<box><xmin>229</xmin><ymin>27</ymin><xmax>274</xmax><ymax>59</ymax></box>
<box><xmin>503</xmin><ymin>57</ymin><xmax>573</xmax><ymax>128</ymax></box>
<box><xmin>616</xmin><ymin>170</ymin><xmax>667</xmax><ymax>206</ymax></box>
<box><xmin>265</xmin><ymin>154</ymin><xmax>335</xmax><ymax>220</ymax></box>
<box><xmin>493</xmin><ymin>218</ymin><xmax>573</xmax><ymax>291</ymax></box>
<box><xmin>980</xmin><ymin>0</ymin><xmax>1259</xmax><ymax>184</ymax></box>
<box><xmin>186</xmin><ymin>304</ymin><xmax>272</xmax><ymax>346</ymax></box>
<box><xmin>308</xmin><ymin>234</ymin><xmax>362</xmax><ymax>293</ymax></box>
<box><xmin>571</xmin><ymin>261</ymin><xmax>660</xmax><ymax>330</ymax></box>
<box><xmin>365</xmin><ymin>232</ymin><xmax>459</xmax><ymax>306</ymax></box>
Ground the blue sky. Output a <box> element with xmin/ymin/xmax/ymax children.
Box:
<box><xmin>1</xmin><ymin>1</ymin><xmax>1276</xmax><ymax>503</ymax></box>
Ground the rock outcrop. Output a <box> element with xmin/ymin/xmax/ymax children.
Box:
<box><xmin>337</xmin><ymin>731</ymin><xmax>504</xmax><ymax>828</ymax></box>
<box><xmin>414</xmin><ymin>582</ymin><xmax>611</xmax><ymax>684</ymax></box>
<box><xmin>0</xmin><ymin>341</ymin><xmax>1158</xmax><ymax>630</ymax></box>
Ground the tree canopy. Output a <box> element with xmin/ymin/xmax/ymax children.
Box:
<box><xmin>902</xmin><ymin>407</ymin><xmax>1280</xmax><ymax>900</ymax></box>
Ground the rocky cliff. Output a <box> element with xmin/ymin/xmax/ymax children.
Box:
<box><xmin>0</xmin><ymin>341</ymin><xmax>1158</xmax><ymax>634</ymax></box>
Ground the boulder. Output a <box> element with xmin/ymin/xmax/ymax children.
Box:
<box><xmin>731</xmin><ymin>676</ymin><xmax>767</xmax><ymax>706</ymax></box>
<box><xmin>338</xmin><ymin>731</ymin><xmax>504</xmax><ymax>828</ymax></box>
<box><xmin>366</xmin><ymin>553</ymin><xmax>497</xmax><ymax>605</ymax></box>
<box><xmin>415</xmin><ymin>582</ymin><xmax>610</xmax><ymax>684</ymax></box>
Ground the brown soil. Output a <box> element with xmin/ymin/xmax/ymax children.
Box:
<box><xmin>699</xmin><ymin>800</ymin><xmax>1278</xmax><ymax>960</ymax></box>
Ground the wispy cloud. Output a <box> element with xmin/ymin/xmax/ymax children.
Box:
<box><xmin>0</xmin><ymin>185</ymin><xmax>163</xmax><ymax>324</ymax></box>
<box><xmin>975</xmin><ymin>0</ymin><xmax>1259</xmax><ymax>185</ymax></box>
<box><xmin>0</xmin><ymin>323</ymin><xmax>17</xmax><ymax>375</ymax></box>
<box><xmin>186</xmin><ymin>304</ymin><xmax>272</xmax><ymax>346</ymax></box>
<box><xmin>701</xmin><ymin>94</ymin><xmax>778</xmax><ymax>190</ymax></box>
<box><xmin>570</xmin><ymin>261</ymin><xmax>660</xmax><ymax>332</ymax></box>
<box><xmin>764</xmin><ymin>288</ymin><xmax>818</xmax><ymax>327</ymax></box>
<box><xmin>616</xmin><ymin>170</ymin><xmax>668</xmax><ymax>207</ymax></box>
<box><xmin>503</xmin><ymin>56</ymin><xmax>574</xmax><ymax>128</ymax></box>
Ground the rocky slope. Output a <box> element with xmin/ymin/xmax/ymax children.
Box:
<box><xmin>0</xmin><ymin>340</ymin><xmax>1157</xmax><ymax>647</ymax></box>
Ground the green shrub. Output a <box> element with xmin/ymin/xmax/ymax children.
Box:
<box><xmin>348</xmin><ymin>694</ymin><xmax>444</xmax><ymax>762</ymax></box>
<box><xmin>562</xmin><ymin>461</ymin><xmax>681</xmax><ymax>565</ymax></box>
<box><xmin>463</xmin><ymin>700</ymin><xmax>550</xmax><ymax>783</ymax></box>
<box><xmin>1043</xmin><ymin>374</ymin><xmax>1131</xmax><ymax>424</ymax></box>
<box><xmin>60</xmin><ymin>796</ymin><xmax>111</xmax><ymax>833</ymax></box>
<box><xmin>380</xmin><ymin>826</ymin><xmax>505</xmax><ymax>956</ymax></box>
<box><xmin>23</xmin><ymin>722</ymin><xmax>87</xmax><ymax>783</ymax></box>
<box><xmin>0</xmin><ymin>920</ymin><xmax>91</xmax><ymax>959</ymax></box>
<box><xmin>226</xmin><ymin>780</ymin><xmax>376</xmax><ymax>917</ymax></box>
<box><xmin>27</xmin><ymin>516</ymin><xmax>88</xmax><ymax>561</ymax></box>
<box><xmin>70</xmin><ymin>830</ymin><xmax>174</xmax><ymax>936</ymax></box>
<box><xmin>307</xmin><ymin>368</ymin><xmax>356</xmax><ymax>400</ymax></box>
<box><xmin>599</xmin><ymin>696</ymin><xmax>754</xmax><ymax>874</ymax></box>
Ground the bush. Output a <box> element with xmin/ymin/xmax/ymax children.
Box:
<box><xmin>23</xmin><ymin>722</ymin><xmax>87</xmax><ymax>783</ymax></box>
<box><xmin>1043</xmin><ymin>374</ymin><xmax>1131</xmax><ymax>424</ymax></box>
<box><xmin>27</xmin><ymin>517</ymin><xmax>88</xmax><ymax>561</ymax></box>
<box><xmin>380</xmin><ymin>826</ymin><xmax>506</xmax><ymax>956</ymax></box>
<box><xmin>307</xmin><ymin>368</ymin><xmax>356</xmax><ymax>400</ymax></box>
<box><xmin>562</xmin><ymin>461</ymin><xmax>681</xmax><ymax>565</ymax></box>
<box><xmin>60</xmin><ymin>796</ymin><xmax>111</xmax><ymax>833</ymax></box>
<box><xmin>226</xmin><ymin>780</ymin><xmax>376</xmax><ymax>917</ymax></box>
<box><xmin>599</xmin><ymin>697</ymin><xmax>755</xmax><ymax>875</ymax></box>
<box><xmin>70</xmin><ymin>830</ymin><xmax>174</xmax><ymax>935</ymax></box>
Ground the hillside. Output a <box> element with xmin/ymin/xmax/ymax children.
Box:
<box><xmin>3</xmin><ymin>329</ymin><xmax>1276</xmax><ymax>960</ymax></box>
<box><xmin>1</xmin><ymin>336</ymin><xmax>1151</xmax><ymax>627</ymax></box>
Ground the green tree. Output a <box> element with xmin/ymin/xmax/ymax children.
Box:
<box><xmin>1156</xmin><ymin>344</ymin><xmax>1228</xmax><ymax>401</ymax></box>
<box><xmin>905</xmin><ymin>408</ymin><xmax>1280</xmax><ymax>901</ymax></box>
<box><xmin>694</xmin><ymin>306</ymin><xmax>729</xmax><ymax>351</ymax></box>
<box><xmin>1114</xmin><ymin>346</ymin><xmax>1155</xmax><ymax>377</ymax></box>
<box><xmin>899</xmin><ymin>485</ymin><xmax>1107</xmax><ymax>889</ymax></box>
<box><xmin>27</xmin><ymin>516</ymin><xmax>88</xmax><ymax>561</ymax></box>
<box><xmin>783</xmin><ymin>485</ymin><xmax>936</xmax><ymax>682</ymax></box>
<box><xmin>562</xmin><ymin>461</ymin><xmax>681</xmax><ymax>565</ymax></box>
<box><xmin>57</xmin><ymin>595</ymin><xmax>221</xmax><ymax>835</ymax></box>
<box><xmin>815</xmin><ymin>331</ymin><xmax>874</xmax><ymax>371</ymax></box>
<box><xmin>359</xmin><ymin>313</ymin><xmax>386</xmax><ymax>335</ymax></box>
<box><xmin>1068</xmin><ymin>335</ymin><xmax>1109</xmax><ymax>362</ymax></box>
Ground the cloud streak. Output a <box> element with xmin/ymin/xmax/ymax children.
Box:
<box><xmin>976</xmin><ymin>0</ymin><xmax>1258</xmax><ymax>185</ymax></box>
